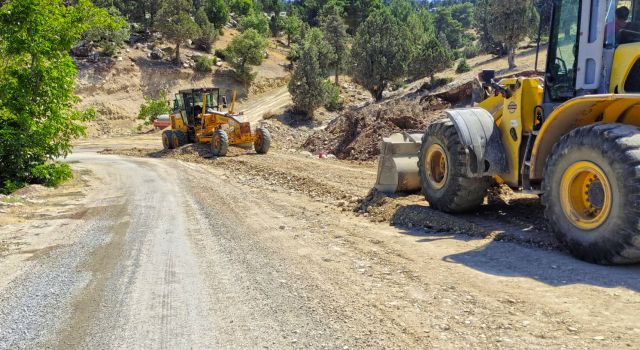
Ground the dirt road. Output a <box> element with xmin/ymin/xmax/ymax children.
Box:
<box><xmin>1</xmin><ymin>145</ymin><xmax>639</xmax><ymax>349</ymax></box>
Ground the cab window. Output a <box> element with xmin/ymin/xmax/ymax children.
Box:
<box><xmin>610</xmin><ymin>0</ymin><xmax>640</xmax><ymax>44</ymax></box>
<box><xmin>546</xmin><ymin>0</ymin><xmax>580</xmax><ymax>102</ymax></box>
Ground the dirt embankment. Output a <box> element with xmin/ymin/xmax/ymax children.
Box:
<box><xmin>75</xmin><ymin>31</ymin><xmax>290</xmax><ymax>138</ymax></box>
<box><xmin>303</xmin><ymin>96</ymin><xmax>450</xmax><ymax>160</ymax></box>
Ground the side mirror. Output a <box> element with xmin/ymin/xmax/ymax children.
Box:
<box><xmin>221</xmin><ymin>96</ymin><xmax>228</xmax><ymax>107</ymax></box>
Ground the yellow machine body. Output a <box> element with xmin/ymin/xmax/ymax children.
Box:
<box><xmin>169</xmin><ymin>88</ymin><xmax>258</xmax><ymax>147</ymax></box>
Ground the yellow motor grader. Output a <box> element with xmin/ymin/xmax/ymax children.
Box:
<box><xmin>377</xmin><ymin>0</ymin><xmax>640</xmax><ymax>264</ymax></box>
<box><xmin>162</xmin><ymin>88</ymin><xmax>271</xmax><ymax>156</ymax></box>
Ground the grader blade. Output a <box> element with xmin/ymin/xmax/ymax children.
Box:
<box><xmin>375</xmin><ymin>133</ymin><xmax>423</xmax><ymax>194</ymax></box>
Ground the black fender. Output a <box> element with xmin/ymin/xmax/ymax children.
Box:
<box><xmin>445</xmin><ymin>108</ymin><xmax>508</xmax><ymax>177</ymax></box>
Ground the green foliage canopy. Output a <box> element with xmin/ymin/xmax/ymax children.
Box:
<box><xmin>351</xmin><ymin>9</ymin><xmax>411</xmax><ymax>101</ymax></box>
<box><xmin>226</xmin><ymin>29</ymin><xmax>268</xmax><ymax>85</ymax></box>
<box><xmin>0</xmin><ymin>0</ymin><xmax>111</xmax><ymax>192</ymax></box>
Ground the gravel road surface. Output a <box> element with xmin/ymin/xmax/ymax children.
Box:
<box><xmin>1</xmin><ymin>150</ymin><xmax>639</xmax><ymax>349</ymax></box>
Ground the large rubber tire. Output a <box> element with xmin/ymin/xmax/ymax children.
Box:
<box><xmin>172</xmin><ymin>130</ymin><xmax>189</xmax><ymax>148</ymax></box>
<box><xmin>254</xmin><ymin>127</ymin><xmax>271</xmax><ymax>154</ymax></box>
<box><xmin>542</xmin><ymin>124</ymin><xmax>640</xmax><ymax>264</ymax></box>
<box><xmin>162</xmin><ymin>130</ymin><xmax>174</xmax><ymax>150</ymax></box>
<box><xmin>418</xmin><ymin>119</ymin><xmax>492</xmax><ymax>213</ymax></box>
<box><xmin>211</xmin><ymin>130</ymin><xmax>229</xmax><ymax>157</ymax></box>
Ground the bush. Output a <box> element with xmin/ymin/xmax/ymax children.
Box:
<box><xmin>238</xmin><ymin>12</ymin><xmax>269</xmax><ymax>36</ymax></box>
<box><xmin>463</xmin><ymin>44</ymin><xmax>482</xmax><ymax>59</ymax></box>
<box><xmin>323</xmin><ymin>81</ymin><xmax>342</xmax><ymax>111</ymax></box>
<box><xmin>2</xmin><ymin>180</ymin><xmax>26</xmax><ymax>194</ymax></box>
<box><xmin>31</xmin><ymin>163</ymin><xmax>73</xmax><ymax>188</ymax></box>
<box><xmin>194</xmin><ymin>55</ymin><xmax>217</xmax><ymax>73</ymax></box>
<box><xmin>138</xmin><ymin>92</ymin><xmax>170</xmax><ymax>125</ymax></box>
<box><xmin>456</xmin><ymin>59</ymin><xmax>471</xmax><ymax>73</ymax></box>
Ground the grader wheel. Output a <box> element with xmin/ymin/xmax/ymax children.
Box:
<box><xmin>418</xmin><ymin>120</ymin><xmax>491</xmax><ymax>213</ymax></box>
<box><xmin>172</xmin><ymin>130</ymin><xmax>188</xmax><ymax>148</ymax></box>
<box><xmin>162</xmin><ymin>130</ymin><xmax>174</xmax><ymax>150</ymax></box>
<box><xmin>254</xmin><ymin>127</ymin><xmax>271</xmax><ymax>154</ymax></box>
<box><xmin>211</xmin><ymin>130</ymin><xmax>229</xmax><ymax>157</ymax></box>
<box><xmin>543</xmin><ymin>124</ymin><xmax>640</xmax><ymax>264</ymax></box>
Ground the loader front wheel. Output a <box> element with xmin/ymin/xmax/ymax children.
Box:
<box><xmin>254</xmin><ymin>127</ymin><xmax>271</xmax><ymax>154</ymax></box>
<box><xmin>211</xmin><ymin>130</ymin><xmax>229</xmax><ymax>157</ymax></box>
<box><xmin>419</xmin><ymin>120</ymin><xmax>491</xmax><ymax>213</ymax></box>
<box><xmin>543</xmin><ymin>124</ymin><xmax>640</xmax><ymax>264</ymax></box>
<box><xmin>162</xmin><ymin>130</ymin><xmax>174</xmax><ymax>150</ymax></box>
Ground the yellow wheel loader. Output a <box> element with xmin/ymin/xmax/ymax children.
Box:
<box><xmin>161</xmin><ymin>88</ymin><xmax>271</xmax><ymax>156</ymax></box>
<box><xmin>377</xmin><ymin>0</ymin><xmax>640</xmax><ymax>264</ymax></box>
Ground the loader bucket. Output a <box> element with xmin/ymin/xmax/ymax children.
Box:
<box><xmin>375</xmin><ymin>133</ymin><xmax>423</xmax><ymax>194</ymax></box>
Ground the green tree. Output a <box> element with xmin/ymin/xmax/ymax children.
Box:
<box><xmin>138</xmin><ymin>92</ymin><xmax>170</xmax><ymax>125</ymax></box>
<box><xmin>194</xmin><ymin>7</ymin><xmax>218</xmax><ymax>52</ymax></box>
<box><xmin>450</xmin><ymin>3</ymin><xmax>475</xmax><ymax>28</ymax></box>
<box><xmin>269</xmin><ymin>13</ymin><xmax>284</xmax><ymax>37</ymax></box>
<box><xmin>283</xmin><ymin>14</ymin><xmax>303</xmax><ymax>46</ymax></box>
<box><xmin>434</xmin><ymin>7</ymin><xmax>465</xmax><ymax>49</ymax></box>
<box><xmin>231</xmin><ymin>0</ymin><xmax>254</xmax><ymax>16</ymax></box>
<box><xmin>203</xmin><ymin>0</ymin><xmax>230</xmax><ymax>29</ymax></box>
<box><xmin>83</xmin><ymin>6</ymin><xmax>129</xmax><ymax>56</ymax></box>
<box><xmin>485</xmin><ymin>0</ymin><xmax>538</xmax><ymax>69</ymax></box>
<box><xmin>226</xmin><ymin>29</ymin><xmax>268</xmax><ymax>85</ymax></box>
<box><xmin>409</xmin><ymin>35</ymin><xmax>453</xmax><ymax>84</ymax></box>
<box><xmin>322</xmin><ymin>12</ymin><xmax>350</xmax><ymax>85</ymax></box>
<box><xmin>239</xmin><ymin>12</ymin><xmax>270</xmax><ymax>36</ymax></box>
<box><xmin>345</xmin><ymin>0</ymin><xmax>382</xmax><ymax>34</ymax></box>
<box><xmin>0</xmin><ymin>0</ymin><xmax>115</xmax><ymax>192</ymax></box>
<box><xmin>351</xmin><ymin>9</ymin><xmax>411</xmax><ymax>101</ymax></box>
<box><xmin>155</xmin><ymin>0</ymin><xmax>200</xmax><ymax>63</ymax></box>
<box><xmin>288</xmin><ymin>45</ymin><xmax>328</xmax><ymax>118</ymax></box>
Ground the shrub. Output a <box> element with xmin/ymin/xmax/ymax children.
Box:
<box><xmin>194</xmin><ymin>55</ymin><xmax>216</xmax><ymax>73</ymax></box>
<box><xmin>31</xmin><ymin>163</ymin><xmax>73</xmax><ymax>188</ymax></box>
<box><xmin>323</xmin><ymin>81</ymin><xmax>342</xmax><ymax>111</ymax></box>
<box><xmin>463</xmin><ymin>44</ymin><xmax>482</xmax><ymax>59</ymax></box>
<box><xmin>456</xmin><ymin>59</ymin><xmax>471</xmax><ymax>73</ymax></box>
<box><xmin>138</xmin><ymin>92</ymin><xmax>170</xmax><ymax>125</ymax></box>
<box><xmin>2</xmin><ymin>180</ymin><xmax>26</xmax><ymax>195</ymax></box>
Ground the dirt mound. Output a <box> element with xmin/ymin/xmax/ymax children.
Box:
<box><xmin>303</xmin><ymin>96</ymin><xmax>450</xmax><ymax>160</ymax></box>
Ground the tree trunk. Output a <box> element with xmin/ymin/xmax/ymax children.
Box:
<box><xmin>287</xmin><ymin>33</ymin><xmax>291</xmax><ymax>47</ymax></box>
<box><xmin>430</xmin><ymin>74</ymin><xmax>436</xmax><ymax>88</ymax></box>
<box><xmin>335</xmin><ymin>69</ymin><xmax>339</xmax><ymax>86</ymax></box>
<box><xmin>373</xmin><ymin>83</ymin><xmax>385</xmax><ymax>101</ymax></box>
<box><xmin>507</xmin><ymin>45</ymin><xmax>517</xmax><ymax>70</ymax></box>
<box><xmin>175</xmin><ymin>42</ymin><xmax>181</xmax><ymax>64</ymax></box>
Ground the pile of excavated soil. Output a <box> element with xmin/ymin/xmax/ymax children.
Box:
<box><xmin>303</xmin><ymin>96</ymin><xmax>450</xmax><ymax>160</ymax></box>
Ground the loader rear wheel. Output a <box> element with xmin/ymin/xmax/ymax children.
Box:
<box><xmin>162</xmin><ymin>130</ymin><xmax>174</xmax><ymax>150</ymax></box>
<box><xmin>418</xmin><ymin>119</ymin><xmax>491</xmax><ymax>213</ymax></box>
<box><xmin>254</xmin><ymin>127</ymin><xmax>271</xmax><ymax>154</ymax></box>
<box><xmin>543</xmin><ymin>124</ymin><xmax>640</xmax><ymax>264</ymax></box>
<box><xmin>211</xmin><ymin>130</ymin><xmax>229</xmax><ymax>157</ymax></box>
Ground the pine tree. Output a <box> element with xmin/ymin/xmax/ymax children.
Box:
<box><xmin>288</xmin><ymin>45</ymin><xmax>327</xmax><ymax>118</ymax></box>
<box><xmin>226</xmin><ymin>29</ymin><xmax>268</xmax><ymax>85</ymax></box>
<box><xmin>322</xmin><ymin>11</ymin><xmax>350</xmax><ymax>85</ymax></box>
<box><xmin>351</xmin><ymin>9</ymin><xmax>411</xmax><ymax>101</ymax></box>
<box><xmin>155</xmin><ymin>0</ymin><xmax>200</xmax><ymax>63</ymax></box>
<box><xmin>484</xmin><ymin>0</ymin><xmax>539</xmax><ymax>69</ymax></box>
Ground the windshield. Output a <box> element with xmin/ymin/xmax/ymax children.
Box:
<box><xmin>546</xmin><ymin>0</ymin><xmax>580</xmax><ymax>102</ymax></box>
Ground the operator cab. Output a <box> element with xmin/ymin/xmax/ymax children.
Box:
<box><xmin>544</xmin><ymin>0</ymin><xmax>640</xmax><ymax>110</ymax></box>
<box><xmin>173</xmin><ymin>88</ymin><xmax>221</xmax><ymax>127</ymax></box>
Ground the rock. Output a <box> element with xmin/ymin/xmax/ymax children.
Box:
<box><xmin>149</xmin><ymin>48</ymin><xmax>164</xmax><ymax>60</ymax></box>
<box><xmin>71</xmin><ymin>40</ymin><xmax>93</xmax><ymax>57</ymax></box>
<box><xmin>326</xmin><ymin>154</ymin><xmax>337</xmax><ymax>159</ymax></box>
<box><xmin>593</xmin><ymin>336</ymin><xmax>605</xmax><ymax>340</ymax></box>
<box><xmin>299</xmin><ymin>151</ymin><xmax>313</xmax><ymax>157</ymax></box>
<box><xmin>336</xmin><ymin>200</ymin><xmax>347</xmax><ymax>207</ymax></box>
<box><xmin>279</xmin><ymin>225</ymin><xmax>286</xmax><ymax>230</ymax></box>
